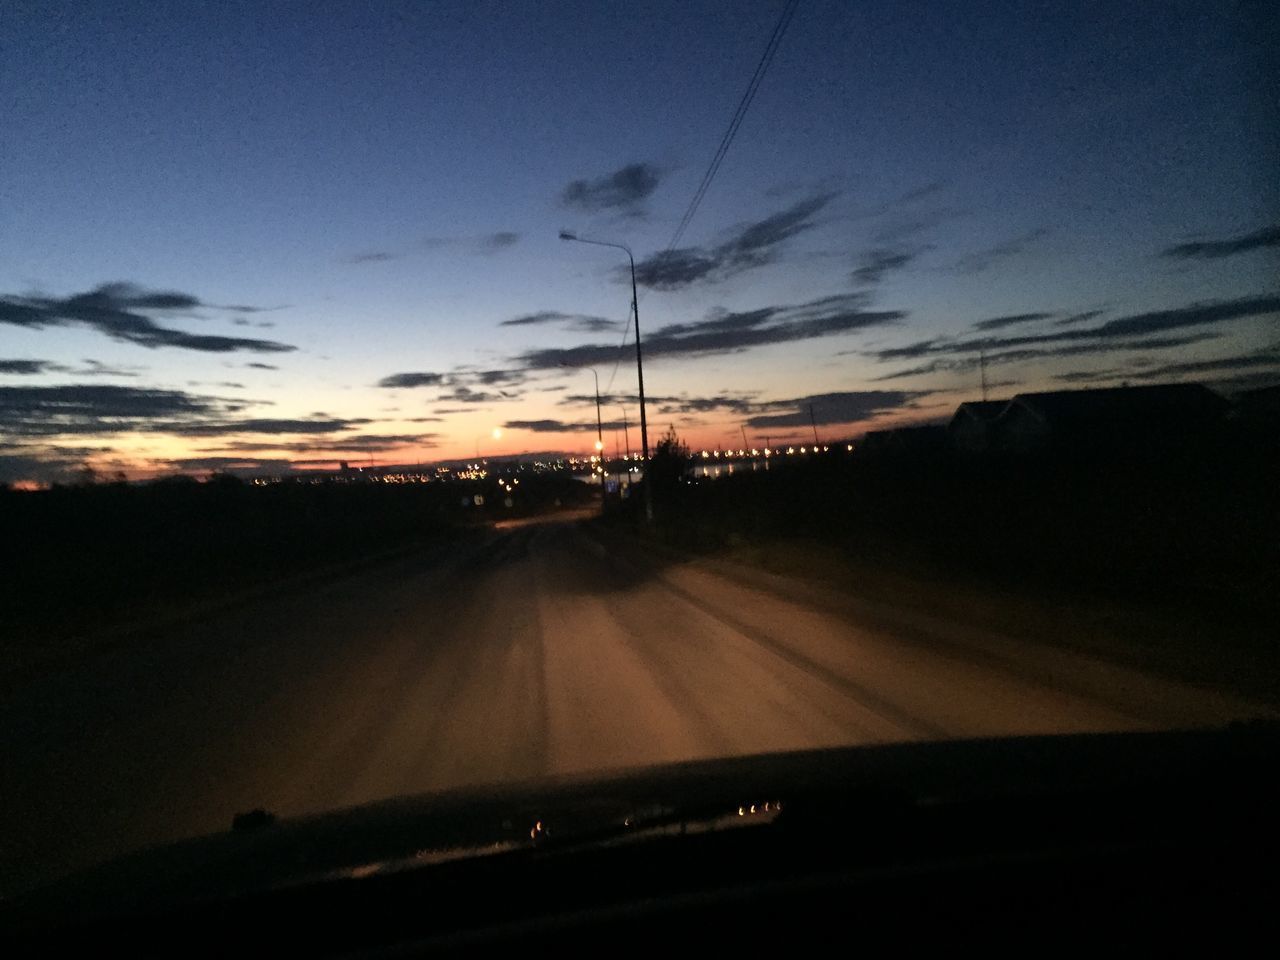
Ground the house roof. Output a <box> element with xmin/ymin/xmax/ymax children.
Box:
<box><xmin>1004</xmin><ymin>383</ymin><xmax>1229</xmax><ymax>430</ymax></box>
<box><xmin>950</xmin><ymin>400</ymin><xmax>1009</xmax><ymax>425</ymax></box>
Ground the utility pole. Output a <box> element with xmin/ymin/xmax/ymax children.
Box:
<box><xmin>619</xmin><ymin>406</ymin><xmax>632</xmax><ymax>492</ymax></box>
<box><xmin>741</xmin><ymin>424</ymin><xmax>749</xmax><ymax>451</ymax></box>
<box><xmin>559</xmin><ymin>232</ymin><xmax>652</xmax><ymax>521</ymax></box>
<box><xmin>591</xmin><ymin>368</ymin><xmax>603</xmax><ymax>453</ymax></box>
<box><xmin>809</xmin><ymin>404</ymin><xmax>820</xmax><ymax>446</ymax></box>
<box><xmin>980</xmin><ymin>348</ymin><xmax>989</xmax><ymax>403</ymax></box>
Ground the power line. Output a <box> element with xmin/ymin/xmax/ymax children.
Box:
<box><xmin>603</xmin><ymin>0</ymin><xmax>801</xmax><ymax>396</ymax></box>
<box><xmin>666</xmin><ymin>0</ymin><xmax>800</xmax><ymax>253</ymax></box>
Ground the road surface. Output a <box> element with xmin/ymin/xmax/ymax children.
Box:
<box><xmin>2</xmin><ymin>518</ymin><xmax>1268</xmax><ymax>896</ymax></box>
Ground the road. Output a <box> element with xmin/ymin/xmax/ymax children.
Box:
<box><xmin>2</xmin><ymin>518</ymin><xmax>1268</xmax><ymax>896</ymax></box>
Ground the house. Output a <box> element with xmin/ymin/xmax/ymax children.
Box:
<box><xmin>990</xmin><ymin>383</ymin><xmax>1229</xmax><ymax>455</ymax></box>
<box><xmin>1231</xmin><ymin>384</ymin><xmax>1280</xmax><ymax>422</ymax></box>
<box><xmin>948</xmin><ymin>400</ymin><xmax>1009</xmax><ymax>455</ymax></box>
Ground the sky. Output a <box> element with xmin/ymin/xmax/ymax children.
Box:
<box><xmin>2</xmin><ymin>0</ymin><xmax>1278</xmax><ymax>484</ymax></box>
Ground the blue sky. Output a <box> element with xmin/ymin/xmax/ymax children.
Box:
<box><xmin>2</xmin><ymin>0</ymin><xmax>1277</xmax><ymax>482</ymax></box>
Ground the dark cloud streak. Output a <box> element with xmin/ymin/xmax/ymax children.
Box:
<box><xmin>633</xmin><ymin>194</ymin><xmax>834</xmax><ymax>290</ymax></box>
<box><xmin>1</xmin><ymin>283</ymin><xmax>295</xmax><ymax>353</ymax></box>
<box><xmin>516</xmin><ymin>292</ymin><xmax>900</xmax><ymax>370</ymax></box>
<box><xmin>971</xmin><ymin>312</ymin><xmax>1054</xmax><ymax>331</ymax></box>
<box><xmin>1162</xmin><ymin>224</ymin><xmax>1280</xmax><ymax>260</ymax></box>
<box><xmin>561</xmin><ymin>162</ymin><xmax>662</xmax><ymax>213</ymax></box>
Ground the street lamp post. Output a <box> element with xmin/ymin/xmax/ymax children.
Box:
<box><xmin>560</xmin><ymin>361</ymin><xmax>605</xmax><ymax>482</ymax></box>
<box><xmin>589</xmin><ymin>367</ymin><xmax>603</xmax><ymax>456</ymax></box>
<box><xmin>559</xmin><ymin>230</ymin><xmax>653</xmax><ymax>521</ymax></box>
<box><xmin>619</xmin><ymin>404</ymin><xmax>632</xmax><ymax>492</ymax></box>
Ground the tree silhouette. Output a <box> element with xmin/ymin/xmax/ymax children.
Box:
<box><xmin>649</xmin><ymin>424</ymin><xmax>690</xmax><ymax>496</ymax></box>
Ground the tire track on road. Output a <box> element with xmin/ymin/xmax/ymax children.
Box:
<box><xmin>571</xmin><ymin>526</ymin><xmax>944</xmax><ymax>742</ymax></box>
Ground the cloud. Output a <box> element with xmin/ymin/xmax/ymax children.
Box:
<box><xmin>851</xmin><ymin>247</ymin><xmax>921</xmax><ymax>286</ymax></box>
<box><xmin>970</xmin><ymin>312</ymin><xmax>1054</xmax><ymax>331</ymax></box>
<box><xmin>654</xmin><ymin>394</ymin><xmax>758</xmax><ymax>415</ymax></box>
<box><xmin>246</xmin><ymin>362</ymin><xmax>279</xmax><ymax>370</ymax></box>
<box><xmin>377</xmin><ymin>368</ymin><xmax>527</xmax><ymax>395</ymax></box>
<box><xmin>633</xmin><ymin>194</ymin><xmax>834</xmax><ymax>290</ymax></box>
<box><xmin>406</xmin><ymin>416</ymin><xmax>444</xmax><ymax>422</ymax></box>
<box><xmin>566</xmin><ymin>316</ymin><xmax>623</xmax><ymax>333</ymax></box>
<box><xmin>212</xmin><ymin>433</ymin><xmax>439</xmax><ymax>454</ymax></box>
<box><xmin>899</xmin><ymin>182</ymin><xmax>944</xmax><ymax>203</ymax></box>
<box><xmin>1</xmin><ymin>359</ymin><xmax>51</xmax><ymax>375</ymax></box>
<box><xmin>561</xmin><ymin>162</ymin><xmax>662</xmax><ymax>213</ymax></box>
<box><xmin>0</xmin><ymin>383</ymin><xmax>375</xmax><ymax>440</ymax></box>
<box><xmin>0</xmin><ymin>283</ymin><xmax>296</xmax><ymax>353</ymax></box>
<box><xmin>73</xmin><ymin>359</ymin><xmax>144</xmax><ymax>377</ymax></box>
<box><xmin>1116</xmin><ymin>347</ymin><xmax>1280</xmax><ymax>381</ymax></box>
<box><xmin>504</xmin><ymin>418</ymin><xmax>629</xmax><ymax>434</ymax></box>
<box><xmin>432</xmin><ymin>407</ymin><xmax>473</xmax><ymax>415</ymax></box>
<box><xmin>871</xmin><ymin>334</ymin><xmax>1218</xmax><ymax>381</ymax></box>
<box><xmin>378</xmin><ymin>372</ymin><xmax>444</xmax><ymax>388</ymax></box>
<box><xmin>719</xmin><ymin>196</ymin><xmax>833</xmax><ymax>264</ymax></box>
<box><xmin>632</xmin><ymin>249</ymin><xmax>722</xmax><ymax>289</ymax></box>
<box><xmin>744</xmin><ymin>391</ymin><xmax>924</xmax><ymax>429</ymax></box>
<box><xmin>1</xmin><ymin>450</ymin><xmax>94</xmax><ymax>486</ymax></box>
<box><xmin>1</xmin><ymin>358</ymin><xmax>144</xmax><ymax>379</ymax></box>
<box><xmin>160</xmin><ymin>456</ymin><xmax>297</xmax><ymax>474</ymax></box>
<box><xmin>549</xmin><ymin>387</ymin><xmax>922</xmax><ymax>432</ymax></box>
<box><xmin>501</xmin><ymin>310</ymin><xmax>566</xmax><ymax>327</ymax></box>
<box><xmin>221</xmin><ymin>303</ymin><xmax>282</xmax><ymax>314</ymax></box>
<box><xmin>479</xmin><ymin>231</ymin><xmax>521</xmax><ymax>252</ymax></box>
<box><xmin>1161</xmin><ymin>224</ymin><xmax>1280</xmax><ymax>260</ymax></box>
<box><xmin>559</xmin><ymin>391</ymin><xmax>759</xmax><ymax>416</ymax></box>
<box><xmin>470</xmin><ymin>368</ymin><xmax>528</xmax><ymax>386</ymax></box>
<box><xmin>1055</xmin><ymin>310</ymin><xmax>1105</xmax><ymax>326</ymax></box>
<box><xmin>954</xmin><ymin>228</ymin><xmax>1049</xmax><ymax>274</ymax></box>
<box><xmin>1051</xmin><ymin>345</ymin><xmax>1280</xmax><ymax>388</ymax></box>
<box><xmin>1096</xmin><ymin>295</ymin><xmax>1280</xmax><ymax>339</ymax></box>
<box><xmin>435</xmin><ymin>385</ymin><xmax>505</xmax><ymax>404</ymax></box>
<box><xmin>868</xmin><ymin>294</ymin><xmax>1279</xmax><ymax>371</ymax></box>
<box><xmin>158</xmin><ymin>417</ymin><xmax>367</xmax><ymax>436</ymax></box>
<box><xmin>1</xmin><ymin>384</ymin><xmax>219</xmax><ymax>437</ymax></box>
<box><xmin>500</xmin><ymin>310</ymin><xmax>620</xmax><ymax>333</ymax></box>
<box><xmin>343</xmin><ymin>251</ymin><xmax>398</xmax><ymax>264</ymax></box>
<box><xmin>516</xmin><ymin>291</ymin><xmax>901</xmax><ymax>369</ymax></box>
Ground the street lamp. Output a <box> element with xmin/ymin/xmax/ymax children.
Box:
<box><xmin>618</xmin><ymin>405</ymin><xmax>631</xmax><ymax>461</ymax></box>
<box><xmin>559</xmin><ymin>361</ymin><xmax>605</xmax><ymax>467</ymax></box>
<box><xmin>618</xmin><ymin>404</ymin><xmax>632</xmax><ymax>492</ymax></box>
<box><xmin>559</xmin><ymin>230</ymin><xmax>652</xmax><ymax>521</ymax></box>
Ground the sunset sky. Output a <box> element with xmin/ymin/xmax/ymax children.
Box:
<box><xmin>3</xmin><ymin>0</ymin><xmax>1277</xmax><ymax>484</ymax></box>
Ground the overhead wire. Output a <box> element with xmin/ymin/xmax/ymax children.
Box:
<box><xmin>601</xmin><ymin>0</ymin><xmax>801</xmax><ymax>397</ymax></box>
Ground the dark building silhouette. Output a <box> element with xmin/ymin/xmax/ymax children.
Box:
<box><xmin>948</xmin><ymin>400</ymin><xmax>1009</xmax><ymax>456</ymax></box>
<box><xmin>989</xmin><ymin>383</ymin><xmax>1230</xmax><ymax>455</ymax></box>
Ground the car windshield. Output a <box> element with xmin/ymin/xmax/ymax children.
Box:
<box><xmin>2</xmin><ymin>0</ymin><xmax>1276</xmax><ymax>900</ymax></box>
